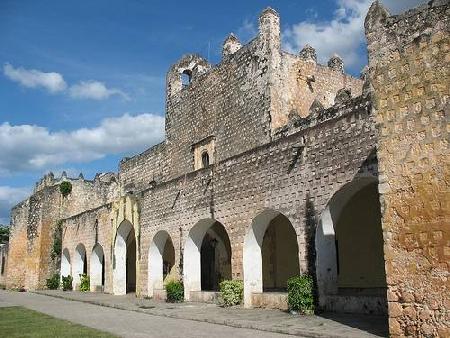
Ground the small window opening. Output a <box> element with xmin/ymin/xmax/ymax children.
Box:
<box><xmin>202</xmin><ymin>151</ymin><xmax>210</xmax><ymax>168</ymax></box>
<box><xmin>181</xmin><ymin>69</ymin><xmax>192</xmax><ymax>87</ymax></box>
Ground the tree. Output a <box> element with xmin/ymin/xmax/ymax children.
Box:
<box><xmin>0</xmin><ymin>226</ymin><xmax>9</xmax><ymax>244</ymax></box>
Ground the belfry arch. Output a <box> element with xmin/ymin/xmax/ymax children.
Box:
<box><xmin>184</xmin><ymin>219</ymin><xmax>232</xmax><ymax>301</ymax></box>
<box><xmin>113</xmin><ymin>220</ymin><xmax>137</xmax><ymax>295</ymax></box>
<box><xmin>148</xmin><ymin>230</ymin><xmax>175</xmax><ymax>297</ymax></box>
<box><xmin>90</xmin><ymin>244</ymin><xmax>105</xmax><ymax>292</ymax></box>
<box><xmin>243</xmin><ymin>209</ymin><xmax>300</xmax><ymax>307</ymax></box>
<box><xmin>315</xmin><ymin>176</ymin><xmax>387</xmax><ymax>314</ymax></box>
<box><xmin>73</xmin><ymin>243</ymin><xmax>87</xmax><ymax>290</ymax></box>
<box><xmin>61</xmin><ymin>248</ymin><xmax>71</xmax><ymax>278</ymax></box>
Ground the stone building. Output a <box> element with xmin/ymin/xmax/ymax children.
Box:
<box><xmin>3</xmin><ymin>2</ymin><xmax>449</xmax><ymax>337</ymax></box>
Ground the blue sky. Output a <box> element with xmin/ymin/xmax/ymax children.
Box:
<box><xmin>0</xmin><ymin>0</ymin><xmax>425</xmax><ymax>223</ymax></box>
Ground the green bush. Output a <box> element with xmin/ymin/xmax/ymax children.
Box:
<box><xmin>165</xmin><ymin>280</ymin><xmax>184</xmax><ymax>303</ymax></box>
<box><xmin>219</xmin><ymin>280</ymin><xmax>243</xmax><ymax>307</ymax></box>
<box><xmin>61</xmin><ymin>275</ymin><xmax>73</xmax><ymax>291</ymax></box>
<box><xmin>59</xmin><ymin>181</ymin><xmax>72</xmax><ymax>197</ymax></box>
<box><xmin>46</xmin><ymin>274</ymin><xmax>60</xmax><ymax>290</ymax></box>
<box><xmin>287</xmin><ymin>275</ymin><xmax>315</xmax><ymax>314</ymax></box>
<box><xmin>79</xmin><ymin>274</ymin><xmax>90</xmax><ymax>292</ymax></box>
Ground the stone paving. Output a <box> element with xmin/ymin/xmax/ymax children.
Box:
<box><xmin>34</xmin><ymin>290</ymin><xmax>388</xmax><ymax>337</ymax></box>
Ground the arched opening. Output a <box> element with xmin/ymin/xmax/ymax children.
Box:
<box><xmin>113</xmin><ymin>220</ymin><xmax>137</xmax><ymax>295</ymax></box>
<box><xmin>201</xmin><ymin>151</ymin><xmax>210</xmax><ymax>168</ymax></box>
<box><xmin>148</xmin><ymin>230</ymin><xmax>175</xmax><ymax>297</ymax></box>
<box><xmin>184</xmin><ymin>219</ymin><xmax>232</xmax><ymax>301</ymax></box>
<box><xmin>243</xmin><ymin>209</ymin><xmax>300</xmax><ymax>307</ymax></box>
<box><xmin>61</xmin><ymin>248</ymin><xmax>71</xmax><ymax>278</ymax></box>
<box><xmin>90</xmin><ymin>244</ymin><xmax>104</xmax><ymax>292</ymax></box>
<box><xmin>181</xmin><ymin>69</ymin><xmax>192</xmax><ymax>87</ymax></box>
<box><xmin>73</xmin><ymin>244</ymin><xmax>87</xmax><ymax>290</ymax></box>
<box><xmin>1</xmin><ymin>255</ymin><xmax>5</xmax><ymax>275</ymax></box>
<box><xmin>316</xmin><ymin>177</ymin><xmax>387</xmax><ymax>314</ymax></box>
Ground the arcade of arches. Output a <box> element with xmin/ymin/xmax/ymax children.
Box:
<box><xmin>60</xmin><ymin>181</ymin><xmax>386</xmax><ymax>314</ymax></box>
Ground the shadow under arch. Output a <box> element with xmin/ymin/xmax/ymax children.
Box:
<box><xmin>61</xmin><ymin>248</ymin><xmax>71</xmax><ymax>278</ymax></box>
<box><xmin>243</xmin><ymin>209</ymin><xmax>300</xmax><ymax>308</ymax></box>
<box><xmin>73</xmin><ymin>243</ymin><xmax>87</xmax><ymax>289</ymax></box>
<box><xmin>316</xmin><ymin>175</ymin><xmax>387</xmax><ymax>315</ymax></box>
<box><xmin>90</xmin><ymin>243</ymin><xmax>105</xmax><ymax>292</ymax></box>
<box><xmin>148</xmin><ymin>230</ymin><xmax>175</xmax><ymax>297</ymax></box>
<box><xmin>183</xmin><ymin>219</ymin><xmax>231</xmax><ymax>301</ymax></box>
<box><xmin>113</xmin><ymin>220</ymin><xmax>137</xmax><ymax>295</ymax></box>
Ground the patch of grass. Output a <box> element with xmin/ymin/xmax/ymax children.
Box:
<box><xmin>0</xmin><ymin>306</ymin><xmax>116</xmax><ymax>337</ymax></box>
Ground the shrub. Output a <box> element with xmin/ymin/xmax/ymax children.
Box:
<box><xmin>59</xmin><ymin>181</ymin><xmax>72</xmax><ymax>197</ymax></box>
<box><xmin>287</xmin><ymin>275</ymin><xmax>315</xmax><ymax>314</ymax></box>
<box><xmin>61</xmin><ymin>275</ymin><xmax>73</xmax><ymax>291</ymax></box>
<box><xmin>46</xmin><ymin>274</ymin><xmax>60</xmax><ymax>290</ymax></box>
<box><xmin>219</xmin><ymin>280</ymin><xmax>243</xmax><ymax>307</ymax></box>
<box><xmin>51</xmin><ymin>221</ymin><xmax>63</xmax><ymax>260</ymax></box>
<box><xmin>165</xmin><ymin>280</ymin><xmax>184</xmax><ymax>303</ymax></box>
<box><xmin>79</xmin><ymin>274</ymin><xmax>90</xmax><ymax>292</ymax></box>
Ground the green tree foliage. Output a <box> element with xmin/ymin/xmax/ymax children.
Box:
<box><xmin>0</xmin><ymin>226</ymin><xmax>9</xmax><ymax>244</ymax></box>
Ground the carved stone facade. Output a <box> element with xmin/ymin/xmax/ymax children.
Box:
<box><xmin>4</xmin><ymin>3</ymin><xmax>448</xmax><ymax>336</ymax></box>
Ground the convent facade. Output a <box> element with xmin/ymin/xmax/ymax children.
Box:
<box><xmin>2</xmin><ymin>2</ymin><xmax>449</xmax><ymax>337</ymax></box>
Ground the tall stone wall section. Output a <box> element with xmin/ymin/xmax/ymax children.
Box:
<box><xmin>7</xmin><ymin>174</ymin><xmax>118</xmax><ymax>290</ymax></box>
<box><xmin>366</xmin><ymin>1</ymin><xmax>449</xmax><ymax>337</ymax></box>
<box><xmin>61</xmin><ymin>92</ymin><xmax>377</xmax><ymax>299</ymax></box>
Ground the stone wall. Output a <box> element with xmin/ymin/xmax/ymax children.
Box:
<box><xmin>61</xmin><ymin>90</ymin><xmax>378</xmax><ymax>302</ymax></box>
<box><xmin>119</xmin><ymin>8</ymin><xmax>362</xmax><ymax>194</ymax></box>
<box><xmin>7</xmin><ymin>173</ymin><xmax>119</xmax><ymax>290</ymax></box>
<box><xmin>366</xmin><ymin>1</ymin><xmax>449</xmax><ymax>337</ymax></box>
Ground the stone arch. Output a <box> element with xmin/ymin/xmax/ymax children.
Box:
<box><xmin>316</xmin><ymin>176</ymin><xmax>387</xmax><ymax>314</ymax></box>
<box><xmin>73</xmin><ymin>243</ymin><xmax>87</xmax><ymax>289</ymax></box>
<box><xmin>184</xmin><ymin>219</ymin><xmax>232</xmax><ymax>301</ymax></box>
<box><xmin>243</xmin><ymin>209</ymin><xmax>300</xmax><ymax>307</ymax></box>
<box><xmin>61</xmin><ymin>248</ymin><xmax>71</xmax><ymax>278</ymax></box>
<box><xmin>113</xmin><ymin>220</ymin><xmax>137</xmax><ymax>295</ymax></box>
<box><xmin>148</xmin><ymin>230</ymin><xmax>175</xmax><ymax>297</ymax></box>
<box><xmin>90</xmin><ymin>244</ymin><xmax>105</xmax><ymax>292</ymax></box>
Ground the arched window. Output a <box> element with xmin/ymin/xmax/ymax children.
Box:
<box><xmin>181</xmin><ymin>69</ymin><xmax>192</xmax><ymax>87</ymax></box>
<box><xmin>201</xmin><ymin>151</ymin><xmax>210</xmax><ymax>168</ymax></box>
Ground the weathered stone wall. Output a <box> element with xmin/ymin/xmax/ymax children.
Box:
<box><xmin>119</xmin><ymin>8</ymin><xmax>362</xmax><ymax>192</ymax></box>
<box><xmin>366</xmin><ymin>1</ymin><xmax>449</xmax><ymax>337</ymax></box>
<box><xmin>60</xmin><ymin>90</ymin><xmax>377</xmax><ymax>299</ymax></box>
<box><xmin>7</xmin><ymin>174</ymin><xmax>119</xmax><ymax>290</ymax></box>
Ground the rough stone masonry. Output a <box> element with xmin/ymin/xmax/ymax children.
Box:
<box><xmin>3</xmin><ymin>2</ymin><xmax>449</xmax><ymax>337</ymax></box>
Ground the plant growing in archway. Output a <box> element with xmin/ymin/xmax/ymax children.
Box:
<box><xmin>165</xmin><ymin>280</ymin><xmax>184</xmax><ymax>302</ymax></box>
<box><xmin>79</xmin><ymin>274</ymin><xmax>90</xmax><ymax>292</ymax></box>
<box><xmin>219</xmin><ymin>280</ymin><xmax>243</xmax><ymax>306</ymax></box>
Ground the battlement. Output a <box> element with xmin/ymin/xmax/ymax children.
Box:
<box><xmin>34</xmin><ymin>171</ymin><xmax>118</xmax><ymax>193</ymax></box>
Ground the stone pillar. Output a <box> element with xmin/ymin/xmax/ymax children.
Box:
<box><xmin>365</xmin><ymin>1</ymin><xmax>450</xmax><ymax>337</ymax></box>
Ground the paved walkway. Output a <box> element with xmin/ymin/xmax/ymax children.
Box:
<box><xmin>0</xmin><ymin>290</ymin><xmax>292</xmax><ymax>338</ymax></box>
<box><xmin>29</xmin><ymin>290</ymin><xmax>388</xmax><ymax>337</ymax></box>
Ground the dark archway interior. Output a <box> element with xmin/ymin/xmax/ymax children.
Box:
<box><xmin>335</xmin><ymin>182</ymin><xmax>386</xmax><ymax>293</ymax></box>
<box><xmin>126</xmin><ymin>229</ymin><xmax>137</xmax><ymax>293</ymax></box>
<box><xmin>101</xmin><ymin>255</ymin><xmax>105</xmax><ymax>286</ymax></box>
<box><xmin>200</xmin><ymin>222</ymin><xmax>231</xmax><ymax>291</ymax></box>
<box><xmin>262</xmin><ymin>214</ymin><xmax>300</xmax><ymax>291</ymax></box>
<box><xmin>83</xmin><ymin>253</ymin><xmax>87</xmax><ymax>275</ymax></box>
<box><xmin>163</xmin><ymin>237</ymin><xmax>175</xmax><ymax>280</ymax></box>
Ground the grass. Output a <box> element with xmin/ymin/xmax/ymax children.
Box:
<box><xmin>0</xmin><ymin>306</ymin><xmax>116</xmax><ymax>337</ymax></box>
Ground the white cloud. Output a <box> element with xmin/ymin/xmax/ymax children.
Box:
<box><xmin>0</xmin><ymin>113</ymin><xmax>165</xmax><ymax>174</ymax></box>
<box><xmin>283</xmin><ymin>0</ymin><xmax>426</xmax><ymax>72</ymax></box>
<box><xmin>69</xmin><ymin>80</ymin><xmax>129</xmax><ymax>100</ymax></box>
<box><xmin>3</xmin><ymin>63</ymin><xmax>129</xmax><ymax>100</ymax></box>
<box><xmin>0</xmin><ymin>186</ymin><xmax>31</xmax><ymax>224</ymax></box>
<box><xmin>3</xmin><ymin>63</ymin><xmax>67</xmax><ymax>93</ymax></box>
